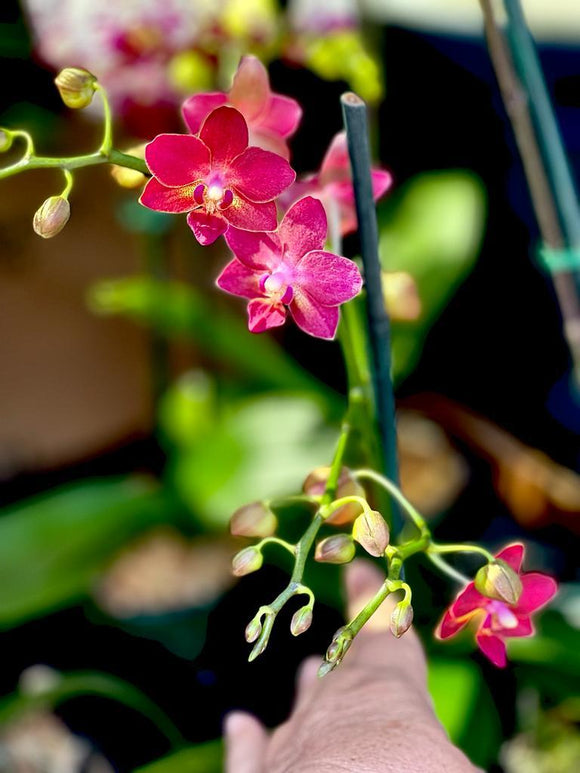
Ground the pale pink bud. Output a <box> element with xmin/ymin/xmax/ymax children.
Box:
<box><xmin>54</xmin><ymin>67</ymin><xmax>97</xmax><ymax>109</ymax></box>
<box><xmin>290</xmin><ymin>606</ymin><xmax>313</xmax><ymax>637</ymax></box>
<box><xmin>474</xmin><ymin>560</ymin><xmax>522</xmax><ymax>605</ymax></box>
<box><xmin>230</xmin><ymin>501</ymin><xmax>277</xmax><ymax>538</ymax></box>
<box><xmin>232</xmin><ymin>546</ymin><xmax>263</xmax><ymax>577</ymax></box>
<box><xmin>390</xmin><ymin>602</ymin><xmax>414</xmax><ymax>638</ymax></box>
<box><xmin>314</xmin><ymin>534</ymin><xmax>355</xmax><ymax>564</ymax></box>
<box><xmin>381</xmin><ymin>271</ymin><xmax>421</xmax><ymax>321</ymax></box>
<box><xmin>245</xmin><ymin>617</ymin><xmax>262</xmax><ymax>643</ymax></box>
<box><xmin>303</xmin><ymin>466</ymin><xmax>366</xmax><ymax>525</ymax></box>
<box><xmin>33</xmin><ymin>196</ymin><xmax>70</xmax><ymax>239</ymax></box>
<box><xmin>352</xmin><ymin>510</ymin><xmax>390</xmax><ymax>557</ymax></box>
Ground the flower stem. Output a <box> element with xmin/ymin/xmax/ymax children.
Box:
<box><xmin>340</xmin><ymin>92</ymin><xmax>402</xmax><ymax>534</ymax></box>
<box><xmin>428</xmin><ymin>542</ymin><xmax>494</xmax><ymax>563</ymax></box>
<box><xmin>427</xmin><ymin>552</ymin><xmax>471</xmax><ymax>585</ymax></box>
<box><xmin>353</xmin><ymin>468</ymin><xmax>427</xmax><ymax>534</ymax></box>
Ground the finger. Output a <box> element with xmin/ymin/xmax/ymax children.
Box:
<box><xmin>345</xmin><ymin>558</ymin><xmax>397</xmax><ymax>631</ymax></box>
<box><xmin>292</xmin><ymin>655</ymin><xmax>322</xmax><ymax>713</ymax></box>
<box><xmin>224</xmin><ymin>711</ymin><xmax>268</xmax><ymax>773</ymax></box>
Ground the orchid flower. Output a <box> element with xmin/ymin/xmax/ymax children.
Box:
<box><xmin>139</xmin><ymin>105</ymin><xmax>295</xmax><ymax>245</ymax></box>
<box><xmin>216</xmin><ymin>196</ymin><xmax>362</xmax><ymax>339</ymax></box>
<box><xmin>283</xmin><ymin>131</ymin><xmax>392</xmax><ymax>235</ymax></box>
<box><xmin>182</xmin><ymin>55</ymin><xmax>302</xmax><ymax>159</ymax></box>
<box><xmin>436</xmin><ymin>543</ymin><xmax>557</xmax><ymax>667</ymax></box>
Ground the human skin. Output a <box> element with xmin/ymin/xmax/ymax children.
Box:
<box><xmin>224</xmin><ymin>560</ymin><xmax>480</xmax><ymax>772</ymax></box>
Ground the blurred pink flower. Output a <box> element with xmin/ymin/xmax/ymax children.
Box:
<box><xmin>139</xmin><ymin>106</ymin><xmax>295</xmax><ymax>245</ymax></box>
<box><xmin>435</xmin><ymin>543</ymin><xmax>557</xmax><ymax>667</ymax></box>
<box><xmin>182</xmin><ymin>55</ymin><xmax>302</xmax><ymax>159</ymax></box>
<box><xmin>216</xmin><ymin>196</ymin><xmax>363</xmax><ymax>339</ymax></box>
<box><xmin>283</xmin><ymin>131</ymin><xmax>392</xmax><ymax>236</ymax></box>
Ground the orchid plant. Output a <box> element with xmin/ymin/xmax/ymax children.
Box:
<box><xmin>0</xmin><ymin>51</ymin><xmax>558</xmax><ymax>678</ymax></box>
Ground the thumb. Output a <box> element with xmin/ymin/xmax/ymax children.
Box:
<box><xmin>224</xmin><ymin>711</ymin><xmax>269</xmax><ymax>773</ymax></box>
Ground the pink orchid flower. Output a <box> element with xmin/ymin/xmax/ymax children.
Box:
<box><xmin>282</xmin><ymin>131</ymin><xmax>392</xmax><ymax>235</ymax></box>
<box><xmin>216</xmin><ymin>196</ymin><xmax>363</xmax><ymax>339</ymax></box>
<box><xmin>182</xmin><ymin>55</ymin><xmax>302</xmax><ymax>159</ymax></box>
<box><xmin>435</xmin><ymin>543</ymin><xmax>557</xmax><ymax>668</ymax></box>
<box><xmin>139</xmin><ymin>105</ymin><xmax>296</xmax><ymax>246</ymax></box>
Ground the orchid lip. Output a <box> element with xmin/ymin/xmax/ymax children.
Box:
<box><xmin>259</xmin><ymin>271</ymin><xmax>294</xmax><ymax>304</ymax></box>
<box><xmin>192</xmin><ymin>183</ymin><xmax>234</xmax><ymax>212</ymax></box>
<box><xmin>488</xmin><ymin>600</ymin><xmax>519</xmax><ymax>629</ymax></box>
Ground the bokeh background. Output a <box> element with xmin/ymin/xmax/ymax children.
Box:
<box><xmin>0</xmin><ymin>1</ymin><xmax>579</xmax><ymax>771</ymax></box>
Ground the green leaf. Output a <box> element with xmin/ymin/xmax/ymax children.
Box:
<box><xmin>428</xmin><ymin>657</ymin><xmax>480</xmax><ymax>741</ymax></box>
<box><xmin>0</xmin><ymin>670</ymin><xmax>183</xmax><ymax>747</ymax></box>
<box><xmin>88</xmin><ymin>276</ymin><xmax>330</xmax><ymax>397</ymax></box>
<box><xmin>378</xmin><ymin>171</ymin><xmax>486</xmax><ymax>382</ymax></box>
<box><xmin>0</xmin><ymin>477</ymin><xmax>169</xmax><ymax>628</ymax></box>
<box><xmin>134</xmin><ymin>741</ymin><xmax>223</xmax><ymax>773</ymax></box>
<box><xmin>171</xmin><ymin>393</ymin><xmax>336</xmax><ymax>529</ymax></box>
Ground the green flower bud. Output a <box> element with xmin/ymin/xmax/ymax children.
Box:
<box><xmin>314</xmin><ymin>534</ymin><xmax>355</xmax><ymax>564</ymax></box>
<box><xmin>318</xmin><ymin>626</ymin><xmax>353</xmax><ymax>676</ymax></box>
<box><xmin>303</xmin><ymin>466</ymin><xmax>366</xmax><ymax>525</ymax></box>
<box><xmin>245</xmin><ymin>616</ymin><xmax>262</xmax><ymax>643</ymax></box>
<box><xmin>230</xmin><ymin>501</ymin><xmax>277</xmax><ymax>538</ymax></box>
<box><xmin>352</xmin><ymin>510</ymin><xmax>390</xmax><ymax>557</ymax></box>
<box><xmin>33</xmin><ymin>196</ymin><xmax>70</xmax><ymax>238</ymax></box>
<box><xmin>0</xmin><ymin>129</ymin><xmax>13</xmax><ymax>153</ymax></box>
<box><xmin>54</xmin><ymin>67</ymin><xmax>97</xmax><ymax>109</ymax></box>
<box><xmin>475</xmin><ymin>560</ymin><xmax>523</xmax><ymax>605</ymax></box>
<box><xmin>390</xmin><ymin>602</ymin><xmax>414</xmax><ymax>638</ymax></box>
<box><xmin>232</xmin><ymin>546</ymin><xmax>263</xmax><ymax>577</ymax></box>
<box><xmin>290</xmin><ymin>605</ymin><xmax>313</xmax><ymax>637</ymax></box>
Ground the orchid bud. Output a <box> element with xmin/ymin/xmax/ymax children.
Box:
<box><xmin>381</xmin><ymin>271</ymin><xmax>421</xmax><ymax>321</ymax></box>
<box><xmin>314</xmin><ymin>534</ymin><xmax>355</xmax><ymax>564</ymax></box>
<box><xmin>290</xmin><ymin>606</ymin><xmax>313</xmax><ymax>637</ymax></box>
<box><xmin>245</xmin><ymin>616</ymin><xmax>262</xmax><ymax>643</ymax></box>
<box><xmin>475</xmin><ymin>560</ymin><xmax>522</xmax><ymax>605</ymax></box>
<box><xmin>55</xmin><ymin>67</ymin><xmax>97</xmax><ymax>109</ymax></box>
<box><xmin>390</xmin><ymin>602</ymin><xmax>414</xmax><ymax>638</ymax></box>
<box><xmin>230</xmin><ymin>501</ymin><xmax>277</xmax><ymax>538</ymax></box>
<box><xmin>0</xmin><ymin>129</ymin><xmax>13</xmax><ymax>153</ymax></box>
<box><xmin>303</xmin><ymin>466</ymin><xmax>366</xmax><ymax>525</ymax></box>
<box><xmin>318</xmin><ymin>626</ymin><xmax>353</xmax><ymax>676</ymax></box>
<box><xmin>352</xmin><ymin>510</ymin><xmax>390</xmax><ymax>557</ymax></box>
<box><xmin>33</xmin><ymin>196</ymin><xmax>70</xmax><ymax>238</ymax></box>
<box><xmin>232</xmin><ymin>546</ymin><xmax>263</xmax><ymax>577</ymax></box>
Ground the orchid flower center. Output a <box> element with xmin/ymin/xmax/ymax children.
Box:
<box><xmin>488</xmin><ymin>600</ymin><xmax>519</xmax><ymax>629</ymax></box>
<box><xmin>193</xmin><ymin>182</ymin><xmax>234</xmax><ymax>214</ymax></box>
<box><xmin>259</xmin><ymin>271</ymin><xmax>294</xmax><ymax>304</ymax></box>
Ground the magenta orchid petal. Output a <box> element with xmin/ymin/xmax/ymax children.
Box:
<box><xmin>279</xmin><ymin>197</ymin><xmax>328</xmax><ymax>262</ymax></box>
<box><xmin>181</xmin><ymin>93</ymin><xmax>228</xmax><ymax>135</ymax></box>
<box><xmin>371</xmin><ymin>168</ymin><xmax>394</xmax><ymax>199</ymax></box>
<box><xmin>199</xmin><ymin>106</ymin><xmax>249</xmax><ymax>166</ymax></box>
<box><xmin>229</xmin><ymin>147</ymin><xmax>296</xmax><ymax>203</ymax></box>
<box><xmin>247</xmin><ymin>298</ymin><xmax>287</xmax><ymax>332</ymax></box>
<box><xmin>216</xmin><ymin>258</ymin><xmax>263</xmax><ymax>300</ymax></box>
<box><xmin>249</xmin><ymin>130</ymin><xmax>292</xmax><ymax>160</ymax></box>
<box><xmin>186</xmin><ymin>210</ymin><xmax>228</xmax><ymax>245</ymax></box>
<box><xmin>140</xmin><ymin>178</ymin><xmax>196</xmax><ymax>213</ymax></box>
<box><xmin>476</xmin><ymin>627</ymin><xmax>507</xmax><ymax>668</ymax></box>
<box><xmin>319</xmin><ymin>132</ymin><xmax>350</xmax><ymax>185</ymax></box>
<box><xmin>224</xmin><ymin>198</ymin><xmax>278</xmax><ymax>232</ymax></box>
<box><xmin>436</xmin><ymin>609</ymin><xmax>472</xmax><ymax>640</ymax></box>
<box><xmin>229</xmin><ymin>55</ymin><xmax>270</xmax><ymax>121</ymax></box>
<box><xmin>225</xmin><ymin>228</ymin><xmax>282</xmax><ymax>271</ymax></box>
<box><xmin>144</xmin><ymin>134</ymin><xmax>210</xmax><ymax>187</ymax></box>
<box><xmin>289</xmin><ymin>290</ymin><xmax>340</xmax><ymax>339</ymax></box>
<box><xmin>516</xmin><ymin>573</ymin><xmax>558</xmax><ymax>614</ymax></box>
<box><xmin>449</xmin><ymin>583</ymin><xmax>487</xmax><ymax>618</ymax></box>
<box><xmin>258</xmin><ymin>94</ymin><xmax>303</xmax><ymax>138</ymax></box>
<box><xmin>496</xmin><ymin>543</ymin><xmax>525</xmax><ymax>573</ymax></box>
<box><xmin>296</xmin><ymin>250</ymin><xmax>363</xmax><ymax>305</ymax></box>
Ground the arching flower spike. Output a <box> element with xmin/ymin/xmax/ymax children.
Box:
<box><xmin>283</xmin><ymin>131</ymin><xmax>392</xmax><ymax>235</ymax></box>
<box><xmin>435</xmin><ymin>543</ymin><xmax>557</xmax><ymax>667</ymax></box>
<box><xmin>182</xmin><ymin>55</ymin><xmax>302</xmax><ymax>159</ymax></box>
<box><xmin>139</xmin><ymin>105</ymin><xmax>296</xmax><ymax>245</ymax></box>
<box><xmin>216</xmin><ymin>196</ymin><xmax>363</xmax><ymax>339</ymax></box>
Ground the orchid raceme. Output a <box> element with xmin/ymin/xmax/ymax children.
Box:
<box><xmin>139</xmin><ymin>105</ymin><xmax>295</xmax><ymax>245</ymax></box>
<box><xmin>283</xmin><ymin>131</ymin><xmax>392</xmax><ymax>235</ymax></box>
<box><xmin>435</xmin><ymin>544</ymin><xmax>557</xmax><ymax>668</ymax></box>
<box><xmin>216</xmin><ymin>196</ymin><xmax>363</xmax><ymax>339</ymax></box>
<box><xmin>182</xmin><ymin>55</ymin><xmax>302</xmax><ymax>159</ymax></box>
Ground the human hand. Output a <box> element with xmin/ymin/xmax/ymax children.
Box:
<box><xmin>225</xmin><ymin>559</ymin><xmax>480</xmax><ymax>772</ymax></box>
